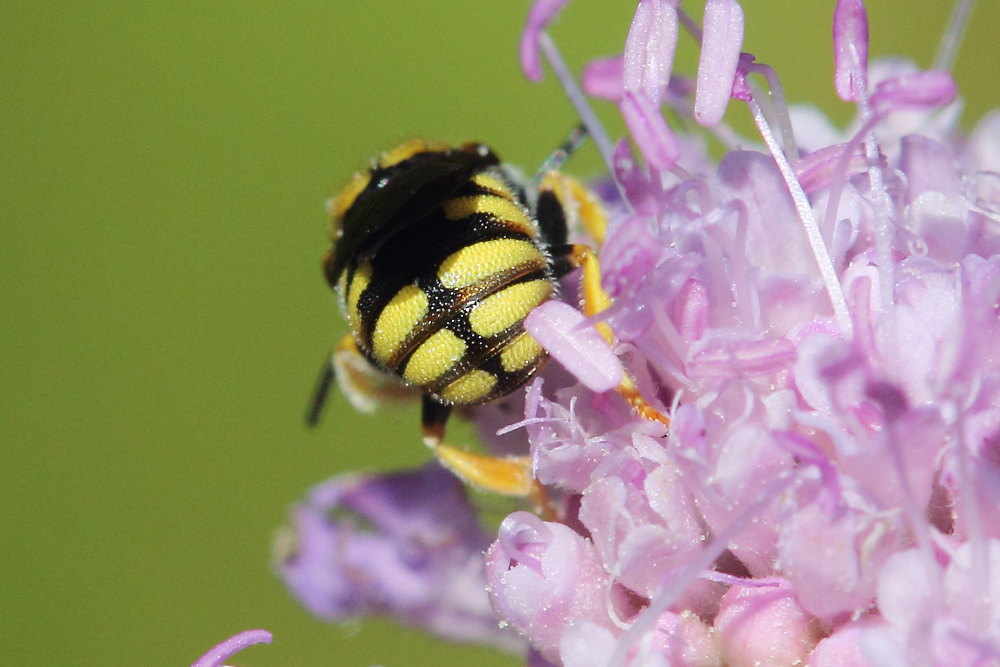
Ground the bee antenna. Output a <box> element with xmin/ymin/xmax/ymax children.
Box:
<box><xmin>532</xmin><ymin>124</ymin><xmax>589</xmax><ymax>184</ymax></box>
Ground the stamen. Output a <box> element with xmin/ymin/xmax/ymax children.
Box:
<box><xmin>192</xmin><ymin>629</ymin><xmax>273</xmax><ymax>667</ymax></box>
<box><xmin>694</xmin><ymin>0</ymin><xmax>744</xmax><ymax>126</ymax></box>
<box><xmin>745</xmin><ymin>96</ymin><xmax>853</xmax><ymax>336</ymax></box>
<box><xmin>744</xmin><ymin>61</ymin><xmax>798</xmax><ymax>159</ymax></box>
<box><xmin>623</xmin><ymin>0</ymin><xmax>678</xmax><ymax>107</ymax></box>
<box><xmin>934</xmin><ymin>0</ymin><xmax>976</xmax><ymax>73</ymax></box>
<box><xmin>538</xmin><ymin>32</ymin><xmax>621</xmax><ymax>193</ymax></box>
<box><xmin>833</xmin><ymin>0</ymin><xmax>869</xmax><ymax>102</ymax></box>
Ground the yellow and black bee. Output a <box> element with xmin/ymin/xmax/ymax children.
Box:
<box><xmin>308</xmin><ymin>132</ymin><xmax>667</xmax><ymax>496</ymax></box>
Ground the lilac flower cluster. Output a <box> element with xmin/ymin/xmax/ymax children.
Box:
<box><xmin>276</xmin><ymin>464</ymin><xmax>525</xmax><ymax>653</ymax></box>
<box><xmin>276</xmin><ymin>0</ymin><xmax>1000</xmax><ymax>665</ymax></box>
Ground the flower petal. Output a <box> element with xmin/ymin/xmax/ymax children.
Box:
<box><xmin>620</xmin><ymin>90</ymin><xmax>680</xmax><ymax>169</ymax></box>
<box><xmin>520</xmin><ymin>0</ymin><xmax>571</xmax><ymax>81</ymax></box>
<box><xmin>524</xmin><ymin>301</ymin><xmax>623</xmax><ymax>393</ymax></box>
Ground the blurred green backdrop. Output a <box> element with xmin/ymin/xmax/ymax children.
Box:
<box><xmin>2</xmin><ymin>1</ymin><xmax>995</xmax><ymax>665</ymax></box>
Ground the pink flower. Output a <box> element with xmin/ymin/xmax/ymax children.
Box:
<box><xmin>714</xmin><ymin>578</ymin><xmax>822</xmax><ymax>665</ymax></box>
<box><xmin>279</xmin><ymin>1</ymin><xmax>1000</xmax><ymax>665</ymax></box>
<box><xmin>488</xmin><ymin>0</ymin><xmax>1000</xmax><ymax>663</ymax></box>
<box><xmin>274</xmin><ymin>464</ymin><xmax>524</xmax><ymax>652</ymax></box>
<box><xmin>485</xmin><ymin>512</ymin><xmax>615</xmax><ymax>663</ymax></box>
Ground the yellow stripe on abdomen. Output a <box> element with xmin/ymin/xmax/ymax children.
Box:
<box><xmin>371</xmin><ymin>285</ymin><xmax>429</xmax><ymax>364</ymax></box>
<box><xmin>437</xmin><ymin>239</ymin><xmax>545</xmax><ymax>290</ymax></box>
<box><xmin>469</xmin><ymin>279</ymin><xmax>552</xmax><ymax>339</ymax></box>
<box><xmin>403</xmin><ymin>328</ymin><xmax>467</xmax><ymax>386</ymax></box>
<box><xmin>343</xmin><ymin>260</ymin><xmax>372</xmax><ymax>335</ymax></box>
<box><xmin>470</xmin><ymin>172</ymin><xmax>517</xmax><ymax>197</ymax></box>
<box><xmin>442</xmin><ymin>194</ymin><xmax>536</xmax><ymax>237</ymax></box>
<box><xmin>499</xmin><ymin>331</ymin><xmax>544</xmax><ymax>373</ymax></box>
<box><xmin>440</xmin><ymin>369</ymin><xmax>497</xmax><ymax>404</ymax></box>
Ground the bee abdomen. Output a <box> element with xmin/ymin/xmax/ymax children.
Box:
<box><xmin>365</xmin><ymin>259</ymin><xmax>553</xmax><ymax>405</ymax></box>
<box><xmin>337</xmin><ymin>162</ymin><xmax>556</xmax><ymax>405</ymax></box>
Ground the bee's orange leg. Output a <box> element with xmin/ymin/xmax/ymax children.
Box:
<box><xmin>539</xmin><ymin>172</ymin><xmax>670</xmax><ymax>428</ymax></box>
<box><xmin>421</xmin><ymin>397</ymin><xmax>537</xmax><ymax>498</ymax></box>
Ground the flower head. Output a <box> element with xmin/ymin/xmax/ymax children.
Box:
<box><xmin>274</xmin><ymin>463</ymin><xmax>524</xmax><ymax>652</ymax></box>
<box><xmin>280</xmin><ymin>1</ymin><xmax>1000</xmax><ymax>664</ymax></box>
<box><xmin>493</xmin><ymin>0</ymin><xmax>1000</xmax><ymax>663</ymax></box>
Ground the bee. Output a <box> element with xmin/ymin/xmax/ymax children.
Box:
<box><xmin>308</xmin><ymin>130</ymin><xmax>666</xmax><ymax>496</ymax></box>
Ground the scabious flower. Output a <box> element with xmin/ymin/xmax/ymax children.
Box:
<box><xmin>274</xmin><ymin>463</ymin><xmax>525</xmax><ymax>653</ymax></box>
<box><xmin>280</xmin><ymin>0</ymin><xmax>1000</xmax><ymax>664</ymax></box>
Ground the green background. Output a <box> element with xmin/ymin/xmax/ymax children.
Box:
<box><xmin>3</xmin><ymin>2</ymin><xmax>995</xmax><ymax>665</ymax></box>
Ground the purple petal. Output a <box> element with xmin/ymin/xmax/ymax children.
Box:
<box><xmin>485</xmin><ymin>513</ymin><xmax>615</xmax><ymax>663</ymax></box>
<box><xmin>582</xmin><ymin>56</ymin><xmax>624</xmax><ymax>101</ymax></box>
<box><xmin>793</xmin><ymin>142</ymin><xmax>869</xmax><ymax>194</ymax></box>
<box><xmin>520</xmin><ymin>0</ymin><xmax>571</xmax><ymax>81</ymax></box>
<box><xmin>715</xmin><ymin>578</ymin><xmax>821</xmax><ymax>663</ymax></box>
<box><xmin>191</xmin><ymin>629</ymin><xmax>272</xmax><ymax>667</ymax></box>
<box><xmin>870</xmin><ymin>69</ymin><xmax>957</xmax><ymax>116</ymax></box>
<box><xmin>900</xmin><ymin>134</ymin><xmax>963</xmax><ymax>201</ymax></box>
<box><xmin>495</xmin><ymin>510</ymin><xmax>550</xmax><ymax>573</ymax></box>
<box><xmin>832</xmin><ymin>0</ymin><xmax>869</xmax><ymax>101</ymax></box>
<box><xmin>524</xmin><ymin>301</ymin><xmax>623</xmax><ymax>393</ymax></box>
<box><xmin>779</xmin><ymin>504</ymin><xmax>891</xmax><ymax>620</ymax></box>
<box><xmin>876</xmin><ymin>549</ymin><xmax>942</xmax><ymax>630</ymax></box>
<box><xmin>620</xmin><ymin>90</ymin><xmax>680</xmax><ymax>170</ymax></box>
<box><xmin>808</xmin><ymin>618</ymin><xmax>884</xmax><ymax>667</ymax></box>
<box><xmin>275</xmin><ymin>465</ymin><xmax>521</xmax><ymax>651</ymax></box>
<box><xmin>600</xmin><ymin>213</ymin><xmax>660</xmax><ymax>298</ymax></box>
<box><xmin>623</xmin><ymin>0</ymin><xmax>678</xmax><ymax>106</ymax></box>
<box><xmin>694</xmin><ymin>0</ymin><xmax>745</xmax><ymax>125</ymax></box>
<box><xmin>730</xmin><ymin>51</ymin><xmax>755</xmax><ymax>101</ymax></box>
<box><xmin>611</xmin><ymin>138</ymin><xmax>660</xmax><ymax>215</ymax></box>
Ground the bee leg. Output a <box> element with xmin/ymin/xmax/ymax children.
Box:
<box><xmin>538</xmin><ymin>171</ymin><xmax>608</xmax><ymax>246</ymax></box>
<box><xmin>570</xmin><ymin>244</ymin><xmax>671</xmax><ymax>427</ymax></box>
<box><xmin>421</xmin><ymin>396</ymin><xmax>536</xmax><ymax>497</ymax></box>
<box><xmin>305</xmin><ymin>334</ymin><xmax>365</xmax><ymax>426</ymax></box>
<box><xmin>305</xmin><ymin>355</ymin><xmax>336</xmax><ymax>427</ymax></box>
<box><xmin>537</xmin><ymin>173</ymin><xmax>670</xmax><ymax>427</ymax></box>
